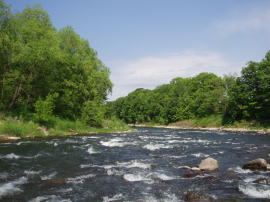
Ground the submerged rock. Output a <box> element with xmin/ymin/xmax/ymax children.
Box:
<box><xmin>182</xmin><ymin>172</ymin><xmax>202</xmax><ymax>178</ymax></box>
<box><xmin>198</xmin><ymin>176</ymin><xmax>219</xmax><ymax>184</ymax></box>
<box><xmin>43</xmin><ymin>178</ymin><xmax>66</xmax><ymax>185</ymax></box>
<box><xmin>198</xmin><ymin>157</ymin><xmax>219</xmax><ymax>171</ymax></box>
<box><xmin>183</xmin><ymin>192</ymin><xmax>214</xmax><ymax>201</ymax></box>
<box><xmin>242</xmin><ymin>158</ymin><xmax>268</xmax><ymax>171</ymax></box>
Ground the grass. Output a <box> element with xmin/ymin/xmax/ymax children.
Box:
<box><xmin>0</xmin><ymin>115</ymin><xmax>131</xmax><ymax>139</ymax></box>
<box><xmin>166</xmin><ymin>115</ymin><xmax>270</xmax><ymax>130</ymax></box>
<box><xmin>225</xmin><ymin>120</ymin><xmax>270</xmax><ymax>130</ymax></box>
<box><xmin>168</xmin><ymin>115</ymin><xmax>223</xmax><ymax>128</ymax></box>
<box><xmin>0</xmin><ymin>120</ymin><xmax>44</xmax><ymax>137</ymax></box>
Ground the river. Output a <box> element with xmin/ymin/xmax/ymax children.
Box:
<box><xmin>0</xmin><ymin>127</ymin><xmax>270</xmax><ymax>201</ymax></box>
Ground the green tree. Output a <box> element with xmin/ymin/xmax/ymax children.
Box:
<box><xmin>224</xmin><ymin>52</ymin><xmax>270</xmax><ymax>124</ymax></box>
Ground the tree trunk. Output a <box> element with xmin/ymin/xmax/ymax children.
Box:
<box><xmin>8</xmin><ymin>82</ymin><xmax>22</xmax><ymax>109</ymax></box>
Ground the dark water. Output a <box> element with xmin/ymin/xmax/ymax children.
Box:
<box><xmin>0</xmin><ymin>128</ymin><xmax>270</xmax><ymax>202</ymax></box>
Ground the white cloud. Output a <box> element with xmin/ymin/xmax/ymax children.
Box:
<box><xmin>107</xmin><ymin>51</ymin><xmax>242</xmax><ymax>100</ymax></box>
<box><xmin>217</xmin><ymin>7</ymin><xmax>270</xmax><ymax>35</ymax></box>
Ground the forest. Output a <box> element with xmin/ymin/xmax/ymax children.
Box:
<box><xmin>0</xmin><ymin>1</ymin><xmax>129</xmax><ymax>137</ymax></box>
<box><xmin>107</xmin><ymin>52</ymin><xmax>270</xmax><ymax>128</ymax></box>
<box><xmin>1</xmin><ymin>0</ymin><xmax>270</xmax><ymax>138</ymax></box>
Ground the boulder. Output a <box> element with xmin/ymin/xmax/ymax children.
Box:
<box><xmin>242</xmin><ymin>158</ymin><xmax>268</xmax><ymax>171</ymax></box>
<box><xmin>198</xmin><ymin>157</ymin><xmax>219</xmax><ymax>171</ymax></box>
<box><xmin>253</xmin><ymin>178</ymin><xmax>268</xmax><ymax>185</ymax></box>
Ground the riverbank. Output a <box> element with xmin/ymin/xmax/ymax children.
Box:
<box><xmin>131</xmin><ymin>124</ymin><xmax>270</xmax><ymax>135</ymax></box>
<box><xmin>0</xmin><ymin>116</ymin><xmax>132</xmax><ymax>142</ymax></box>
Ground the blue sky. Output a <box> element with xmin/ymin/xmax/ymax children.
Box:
<box><xmin>5</xmin><ymin>0</ymin><xmax>270</xmax><ymax>100</ymax></box>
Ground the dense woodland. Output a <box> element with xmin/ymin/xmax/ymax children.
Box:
<box><xmin>107</xmin><ymin>52</ymin><xmax>270</xmax><ymax>127</ymax></box>
<box><xmin>1</xmin><ymin>0</ymin><xmax>270</xmax><ymax>132</ymax></box>
<box><xmin>0</xmin><ymin>1</ymin><xmax>112</xmax><ymax>127</ymax></box>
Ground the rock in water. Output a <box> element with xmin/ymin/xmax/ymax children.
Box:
<box><xmin>183</xmin><ymin>192</ymin><xmax>213</xmax><ymax>201</ymax></box>
<box><xmin>242</xmin><ymin>158</ymin><xmax>268</xmax><ymax>171</ymax></box>
<box><xmin>253</xmin><ymin>178</ymin><xmax>268</xmax><ymax>185</ymax></box>
<box><xmin>198</xmin><ymin>157</ymin><xmax>219</xmax><ymax>171</ymax></box>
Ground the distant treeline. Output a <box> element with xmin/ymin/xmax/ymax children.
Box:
<box><xmin>0</xmin><ymin>1</ymin><xmax>111</xmax><ymax>127</ymax></box>
<box><xmin>107</xmin><ymin>51</ymin><xmax>270</xmax><ymax>126</ymax></box>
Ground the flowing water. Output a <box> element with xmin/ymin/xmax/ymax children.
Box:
<box><xmin>0</xmin><ymin>127</ymin><xmax>270</xmax><ymax>201</ymax></box>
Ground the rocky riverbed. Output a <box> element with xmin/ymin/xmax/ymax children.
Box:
<box><xmin>0</xmin><ymin>127</ymin><xmax>269</xmax><ymax>201</ymax></box>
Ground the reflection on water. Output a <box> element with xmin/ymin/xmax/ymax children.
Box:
<box><xmin>0</xmin><ymin>127</ymin><xmax>270</xmax><ymax>201</ymax></box>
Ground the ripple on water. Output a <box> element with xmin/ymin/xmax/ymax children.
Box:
<box><xmin>67</xmin><ymin>174</ymin><xmax>95</xmax><ymax>184</ymax></box>
<box><xmin>191</xmin><ymin>153</ymin><xmax>209</xmax><ymax>158</ymax></box>
<box><xmin>100</xmin><ymin>138</ymin><xmax>135</xmax><ymax>147</ymax></box>
<box><xmin>0</xmin><ymin>153</ymin><xmax>43</xmax><ymax>160</ymax></box>
<box><xmin>41</xmin><ymin>172</ymin><xmax>57</xmax><ymax>180</ymax></box>
<box><xmin>143</xmin><ymin>144</ymin><xmax>172</xmax><ymax>151</ymax></box>
<box><xmin>103</xmin><ymin>193</ymin><xmax>124</xmax><ymax>202</ymax></box>
<box><xmin>87</xmin><ymin>146</ymin><xmax>99</xmax><ymax>154</ymax></box>
<box><xmin>0</xmin><ymin>177</ymin><xmax>27</xmax><ymax>199</ymax></box>
<box><xmin>239</xmin><ymin>182</ymin><xmax>270</xmax><ymax>199</ymax></box>
<box><xmin>29</xmin><ymin>195</ymin><xmax>72</xmax><ymax>202</ymax></box>
<box><xmin>123</xmin><ymin>171</ymin><xmax>176</xmax><ymax>183</ymax></box>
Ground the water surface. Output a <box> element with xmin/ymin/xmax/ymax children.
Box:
<box><xmin>0</xmin><ymin>128</ymin><xmax>270</xmax><ymax>201</ymax></box>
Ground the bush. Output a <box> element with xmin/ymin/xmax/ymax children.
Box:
<box><xmin>81</xmin><ymin>100</ymin><xmax>104</xmax><ymax>127</ymax></box>
<box><xmin>103</xmin><ymin>117</ymin><xmax>130</xmax><ymax>130</ymax></box>
<box><xmin>53</xmin><ymin>118</ymin><xmax>87</xmax><ymax>131</ymax></box>
<box><xmin>33</xmin><ymin>93</ymin><xmax>58</xmax><ymax>127</ymax></box>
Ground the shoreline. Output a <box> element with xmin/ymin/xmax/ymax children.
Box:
<box><xmin>131</xmin><ymin>124</ymin><xmax>270</xmax><ymax>135</ymax></box>
<box><xmin>0</xmin><ymin>129</ymin><xmax>135</xmax><ymax>143</ymax></box>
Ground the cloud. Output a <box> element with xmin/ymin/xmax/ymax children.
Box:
<box><xmin>108</xmin><ymin>51</ymin><xmax>242</xmax><ymax>100</ymax></box>
<box><xmin>217</xmin><ymin>7</ymin><xmax>270</xmax><ymax>36</ymax></box>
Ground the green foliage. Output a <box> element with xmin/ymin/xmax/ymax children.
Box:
<box><xmin>109</xmin><ymin>73</ymin><xmax>226</xmax><ymax>125</ymax></box>
<box><xmin>81</xmin><ymin>100</ymin><xmax>104</xmax><ymax>127</ymax></box>
<box><xmin>0</xmin><ymin>119</ymin><xmax>44</xmax><ymax>137</ymax></box>
<box><xmin>193</xmin><ymin>115</ymin><xmax>222</xmax><ymax>128</ymax></box>
<box><xmin>224</xmin><ymin>51</ymin><xmax>270</xmax><ymax>124</ymax></box>
<box><xmin>0</xmin><ymin>2</ymin><xmax>112</xmax><ymax>127</ymax></box>
<box><xmin>109</xmin><ymin>51</ymin><xmax>270</xmax><ymax>127</ymax></box>
<box><xmin>103</xmin><ymin>117</ymin><xmax>130</xmax><ymax>130</ymax></box>
<box><xmin>33</xmin><ymin>93</ymin><xmax>58</xmax><ymax>127</ymax></box>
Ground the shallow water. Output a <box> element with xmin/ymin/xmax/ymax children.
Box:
<box><xmin>0</xmin><ymin>127</ymin><xmax>270</xmax><ymax>201</ymax></box>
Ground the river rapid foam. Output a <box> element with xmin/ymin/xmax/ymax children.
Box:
<box><xmin>0</xmin><ymin>127</ymin><xmax>269</xmax><ymax>201</ymax></box>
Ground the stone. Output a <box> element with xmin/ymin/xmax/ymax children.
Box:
<box><xmin>37</xmin><ymin>127</ymin><xmax>49</xmax><ymax>136</ymax></box>
<box><xmin>182</xmin><ymin>173</ymin><xmax>201</xmax><ymax>178</ymax></box>
<box><xmin>253</xmin><ymin>178</ymin><xmax>268</xmax><ymax>185</ymax></box>
<box><xmin>198</xmin><ymin>157</ymin><xmax>219</xmax><ymax>171</ymax></box>
<box><xmin>242</xmin><ymin>158</ymin><xmax>268</xmax><ymax>171</ymax></box>
<box><xmin>183</xmin><ymin>192</ymin><xmax>213</xmax><ymax>201</ymax></box>
<box><xmin>179</xmin><ymin>166</ymin><xmax>192</xmax><ymax>170</ymax></box>
<box><xmin>0</xmin><ymin>135</ymin><xmax>21</xmax><ymax>141</ymax></box>
<box><xmin>198</xmin><ymin>176</ymin><xmax>219</xmax><ymax>184</ymax></box>
<box><xmin>191</xmin><ymin>167</ymin><xmax>201</xmax><ymax>172</ymax></box>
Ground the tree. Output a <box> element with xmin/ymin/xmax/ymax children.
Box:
<box><xmin>224</xmin><ymin>52</ymin><xmax>270</xmax><ymax>124</ymax></box>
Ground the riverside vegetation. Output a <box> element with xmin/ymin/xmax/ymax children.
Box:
<box><xmin>0</xmin><ymin>1</ymin><xmax>130</xmax><ymax>139</ymax></box>
<box><xmin>1</xmin><ymin>0</ymin><xmax>269</xmax><ymax>139</ymax></box>
<box><xmin>107</xmin><ymin>51</ymin><xmax>270</xmax><ymax>130</ymax></box>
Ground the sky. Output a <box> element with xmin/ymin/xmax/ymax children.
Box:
<box><xmin>5</xmin><ymin>0</ymin><xmax>270</xmax><ymax>100</ymax></box>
